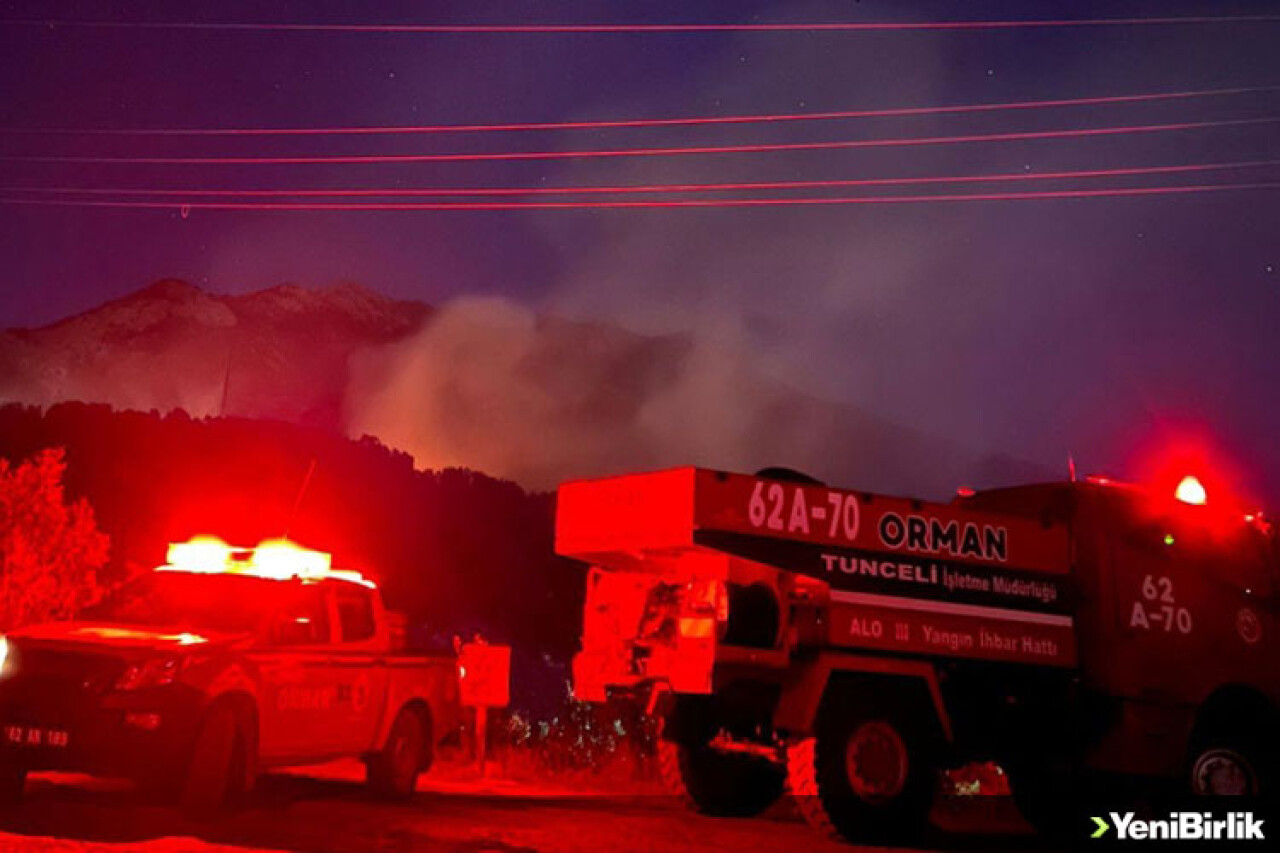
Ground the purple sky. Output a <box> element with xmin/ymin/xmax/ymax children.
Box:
<box><xmin>2</xmin><ymin>0</ymin><xmax>1280</xmax><ymax>500</ymax></box>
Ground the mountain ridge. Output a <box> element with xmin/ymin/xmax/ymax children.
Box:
<box><xmin>0</xmin><ymin>279</ymin><xmax>1051</xmax><ymax>496</ymax></box>
<box><xmin>0</xmin><ymin>279</ymin><xmax>431</xmax><ymax>426</ymax></box>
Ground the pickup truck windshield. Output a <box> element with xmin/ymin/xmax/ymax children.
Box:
<box><xmin>92</xmin><ymin>573</ymin><xmax>320</xmax><ymax>636</ymax></box>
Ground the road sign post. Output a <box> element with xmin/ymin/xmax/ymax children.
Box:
<box><xmin>458</xmin><ymin>642</ymin><xmax>511</xmax><ymax>775</ymax></box>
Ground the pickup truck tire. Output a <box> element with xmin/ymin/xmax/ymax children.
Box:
<box><xmin>0</xmin><ymin>763</ymin><xmax>24</xmax><ymax>807</ymax></box>
<box><xmin>180</xmin><ymin>702</ymin><xmax>249</xmax><ymax>820</ymax></box>
<box><xmin>368</xmin><ymin>706</ymin><xmax>426</xmax><ymax>801</ymax></box>
<box><xmin>788</xmin><ymin>694</ymin><xmax>936</xmax><ymax>844</ymax></box>
<box><xmin>657</xmin><ymin>737</ymin><xmax>785</xmax><ymax>817</ymax></box>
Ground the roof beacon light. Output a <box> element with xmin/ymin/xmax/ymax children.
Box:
<box><xmin>251</xmin><ymin>538</ymin><xmax>332</xmax><ymax>580</ymax></box>
<box><xmin>160</xmin><ymin>536</ymin><xmax>369</xmax><ymax>585</ymax></box>
<box><xmin>165</xmin><ymin>536</ymin><xmax>233</xmax><ymax>573</ymax></box>
<box><xmin>1175</xmin><ymin>475</ymin><xmax>1207</xmax><ymax>506</ymax></box>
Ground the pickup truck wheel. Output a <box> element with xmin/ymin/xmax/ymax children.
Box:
<box><xmin>788</xmin><ymin>697</ymin><xmax>937</xmax><ymax>844</ymax></box>
<box><xmin>657</xmin><ymin>737</ymin><xmax>785</xmax><ymax>817</ymax></box>
<box><xmin>0</xmin><ymin>763</ymin><xmax>24</xmax><ymax>807</ymax></box>
<box><xmin>180</xmin><ymin>702</ymin><xmax>247</xmax><ymax>820</ymax></box>
<box><xmin>368</xmin><ymin>707</ymin><xmax>426</xmax><ymax>801</ymax></box>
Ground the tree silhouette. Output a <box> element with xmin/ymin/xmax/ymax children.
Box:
<box><xmin>0</xmin><ymin>447</ymin><xmax>110</xmax><ymax>629</ymax></box>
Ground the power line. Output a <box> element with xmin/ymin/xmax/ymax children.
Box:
<box><xmin>3</xmin><ymin>16</ymin><xmax>1279</xmax><ymax>34</ymax></box>
<box><xmin>7</xmin><ymin>160</ymin><xmax>1277</xmax><ymax>198</ymax></box>
<box><xmin>6</xmin><ymin>86</ymin><xmax>1276</xmax><ymax>136</ymax></box>
<box><xmin>5</xmin><ymin>117</ymin><xmax>1276</xmax><ymax>166</ymax></box>
<box><xmin>2</xmin><ymin>182</ymin><xmax>1276</xmax><ymax>210</ymax></box>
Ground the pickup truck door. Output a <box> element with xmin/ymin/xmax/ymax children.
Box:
<box><xmin>330</xmin><ymin>583</ymin><xmax>391</xmax><ymax>753</ymax></box>
<box><xmin>254</xmin><ymin>583</ymin><xmax>342</xmax><ymax>762</ymax></box>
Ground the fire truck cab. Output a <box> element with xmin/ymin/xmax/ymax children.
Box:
<box><xmin>556</xmin><ymin>467</ymin><xmax>1278</xmax><ymax>845</ymax></box>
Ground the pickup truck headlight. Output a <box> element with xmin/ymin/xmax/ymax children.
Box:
<box><xmin>115</xmin><ymin>656</ymin><xmax>185</xmax><ymax>691</ymax></box>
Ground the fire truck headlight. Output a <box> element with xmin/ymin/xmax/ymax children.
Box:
<box><xmin>0</xmin><ymin>636</ymin><xmax>12</xmax><ymax>679</ymax></box>
<box><xmin>677</xmin><ymin>616</ymin><xmax>717</xmax><ymax>639</ymax></box>
<box><xmin>682</xmin><ymin>579</ymin><xmax>730</xmax><ymax>641</ymax></box>
<box><xmin>685</xmin><ymin>579</ymin><xmax>729</xmax><ymax>621</ymax></box>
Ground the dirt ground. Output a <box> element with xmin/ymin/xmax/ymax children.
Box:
<box><xmin>0</xmin><ymin>761</ymin><xmax>1042</xmax><ymax>853</ymax></box>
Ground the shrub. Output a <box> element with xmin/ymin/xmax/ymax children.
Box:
<box><xmin>0</xmin><ymin>448</ymin><xmax>110</xmax><ymax>629</ymax></box>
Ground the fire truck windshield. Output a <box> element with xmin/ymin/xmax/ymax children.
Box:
<box><xmin>91</xmin><ymin>572</ymin><xmax>316</xmax><ymax>636</ymax></box>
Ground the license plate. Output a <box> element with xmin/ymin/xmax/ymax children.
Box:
<box><xmin>4</xmin><ymin>724</ymin><xmax>69</xmax><ymax>749</ymax></box>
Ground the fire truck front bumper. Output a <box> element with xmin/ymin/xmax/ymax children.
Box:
<box><xmin>573</xmin><ymin>635</ymin><xmax>717</xmax><ymax>702</ymax></box>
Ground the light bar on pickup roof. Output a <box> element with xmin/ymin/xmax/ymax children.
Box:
<box><xmin>160</xmin><ymin>536</ymin><xmax>373</xmax><ymax>587</ymax></box>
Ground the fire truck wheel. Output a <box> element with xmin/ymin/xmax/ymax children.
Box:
<box><xmin>0</xmin><ymin>762</ymin><xmax>24</xmax><ymax>807</ymax></box>
<box><xmin>180</xmin><ymin>702</ymin><xmax>249</xmax><ymax>820</ymax></box>
<box><xmin>787</xmin><ymin>698</ymin><xmax>937</xmax><ymax>844</ymax></box>
<box><xmin>368</xmin><ymin>706</ymin><xmax>427</xmax><ymax>801</ymax></box>
<box><xmin>657</xmin><ymin>738</ymin><xmax>785</xmax><ymax>817</ymax></box>
<box><xmin>1188</xmin><ymin>733</ymin><xmax>1270</xmax><ymax>797</ymax></box>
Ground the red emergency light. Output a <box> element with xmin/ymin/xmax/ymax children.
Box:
<box><xmin>1081</xmin><ymin>467</ymin><xmax>1267</xmax><ymax>541</ymax></box>
<box><xmin>159</xmin><ymin>536</ymin><xmax>374</xmax><ymax>587</ymax></box>
<box><xmin>1175</xmin><ymin>475</ymin><xmax>1207</xmax><ymax>506</ymax></box>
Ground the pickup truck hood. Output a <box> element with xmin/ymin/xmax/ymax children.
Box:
<box><xmin>7</xmin><ymin>621</ymin><xmax>247</xmax><ymax>653</ymax></box>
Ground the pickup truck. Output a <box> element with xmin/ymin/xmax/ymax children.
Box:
<box><xmin>0</xmin><ymin>537</ymin><xmax>461</xmax><ymax>816</ymax></box>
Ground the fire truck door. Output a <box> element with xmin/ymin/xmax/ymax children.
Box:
<box><xmin>1105</xmin><ymin>521</ymin><xmax>1203</xmax><ymax>700</ymax></box>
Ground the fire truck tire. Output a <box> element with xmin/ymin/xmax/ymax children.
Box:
<box><xmin>1188</xmin><ymin>729</ymin><xmax>1273</xmax><ymax>798</ymax></box>
<box><xmin>657</xmin><ymin>738</ymin><xmax>785</xmax><ymax>817</ymax></box>
<box><xmin>0</xmin><ymin>763</ymin><xmax>24</xmax><ymax>807</ymax></box>
<box><xmin>787</xmin><ymin>696</ymin><xmax>937</xmax><ymax>844</ymax></box>
<box><xmin>368</xmin><ymin>706</ymin><xmax>427</xmax><ymax>801</ymax></box>
<box><xmin>180</xmin><ymin>702</ymin><xmax>249</xmax><ymax>820</ymax></box>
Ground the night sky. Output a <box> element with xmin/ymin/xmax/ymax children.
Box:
<box><xmin>2</xmin><ymin>1</ymin><xmax>1280</xmax><ymax>500</ymax></box>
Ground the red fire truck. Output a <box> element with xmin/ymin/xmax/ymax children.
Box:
<box><xmin>0</xmin><ymin>538</ymin><xmax>461</xmax><ymax>816</ymax></box>
<box><xmin>556</xmin><ymin>467</ymin><xmax>1277</xmax><ymax>844</ymax></box>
